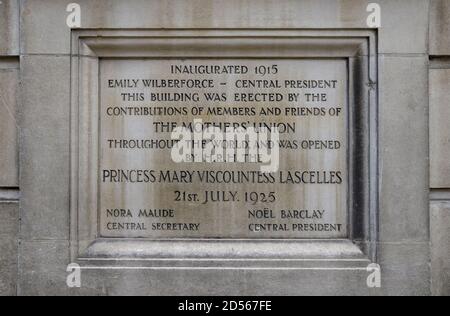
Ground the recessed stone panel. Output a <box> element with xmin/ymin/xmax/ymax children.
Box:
<box><xmin>0</xmin><ymin>202</ymin><xmax>18</xmax><ymax>296</ymax></box>
<box><xmin>0</xmin><ymin>0</ymin><xmax>19</xmax><ymax>55</ymax></box>
<box><xmin>99</xmin><ymin>58</ymin><xmax>348</xmax><ymax>239</ymax></box>
<box><xmin>430</xmin><ymin>0</ymin><xmax>450</xmax><ymax>55</ymax></box>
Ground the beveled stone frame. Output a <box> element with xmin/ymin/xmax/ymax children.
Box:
<box><xmin>70</xmin><ymin>29</ymin><xmax>378</xmax><ymax>268</ymax></box>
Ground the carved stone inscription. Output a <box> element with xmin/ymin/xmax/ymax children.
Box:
<box><xmin>99</xmin><ymin>59</ymin><xmax>348</xmax><ymax>238</ymax></box>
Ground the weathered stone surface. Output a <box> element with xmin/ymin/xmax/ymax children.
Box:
<box><xmin>377</xmin><ymin>0</ymin><xmax>429</xmax><ymax>55</ymax></box>
<box><xmin>20</xmin><ymin>0</ymin><xmax>428</xmax><ymax>55</ymax></box>
<box><xmin>0</xmin><ymin>238</ymin><xmax>17</xmax><ymax>296</ymax></box>
<box><xmin>18</xmin><ymin>240</ymin><xmax>71</xmax><ymax>296</ymax></box>
<box><xmin>17</xmin><ymin>241</ymin><xmax>430</xmax><ymax>296</ymax></box>
<box><xmin>430</xmin><ymin>68</ymin><xmax>450</xmax><ymax>188</ymax></box>
<box><xmin>20</xmin><ymin>55</ymin><xmax>71</xmax><ymax>241</ymax></box>
<box><xmin>0</xmin><ymin>202</ymin><xmax>18</xmax><ymax>296</ymax></box>
<box><xmin>45</xmin><ymin>247</ymin><xmax>426</xmax><ymax>296</ymax></box>
<box><xmin>0</xmin><ymin>201</ymin><xmax>18</xmax><ymax>236</ymax></box>
<box><xmin>0</xmin><ymin>59</ymin><xmax>19</xmax><ymax>187</ymax></box>
<box><xmin>11</xmin><ymin>0</ymin><xmax>434</xmax><ymax>296</ymax></box>
<box><xmin>430</xmin><ymin>0</ymin><xmax>450</xmax><ymax>55</ymax></box>
<box><xmin>379</xmin><ymin>56</ymin><xmax>429</xmax><ymax>242</ymax></box>
<box><xmin>430</xmin><ymin>201</ymin><xmax>450</xmax><ymax>296</ymax></box>
<box><xmin>378</xmin><ymin>242</ymin><xmax>430</xmax><ymax>296</ymax></box>
<box><xmin>78</xmin><ymin>268</ymin><xmax>376</xmax><ymax>296</ymax></box>
<box><xmin>0</xmin><ymin>0</ymin><xmax>19</xmax><ymax>55</ymax></box>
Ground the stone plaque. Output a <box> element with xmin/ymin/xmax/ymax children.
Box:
<box><xmin>99</xmin><ymin>59</ymin><xmax>347</xmax><ymax>239</ymax></box>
